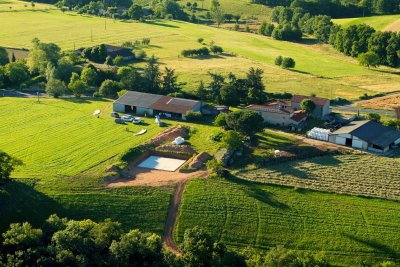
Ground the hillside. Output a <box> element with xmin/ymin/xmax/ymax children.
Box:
<box><xmin>333</xmin><ymin>14</ymin><xmax>400</xmax><ymax>31</ymax></box>
<box><xmin>1</xmin><ymin>8</ymin><xmax>400</xmax><ymax>100</ymax></box>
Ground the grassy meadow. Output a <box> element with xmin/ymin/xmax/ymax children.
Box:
<box><xmin>175</xmin><ymin>178</ymin><xmax>400</xmax><ymax>265</ymax></box>
<box><xmin>0</xmin><ymin>6</ymin><xmax>400</xmax><ymax>99</ymax></box>
<box><xmin>333</xmin><ymin>14</ymin><xmax>400</xmax><ymax>31</ymax></box>
<box><xmin>0</xmin><ymin>97</ymin><xmax>221</xmax><ymax>233</ymax></box>
<box><xmin>0</xmin><ymin>0</ymin><xmax>54</xmax><ymax>11</ymax></box>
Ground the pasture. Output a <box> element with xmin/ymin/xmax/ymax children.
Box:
<box><xmin>333</xmin><ymin>14</ymin><xmax>400</xmax><ymax>31</ymax></box>
<box><xmin>175</xmin><ymin>178</ymin><xmax>400</xmax><ymax>265</ymax></box>
<box><xmin>1</xmin><ymin>8</ymin><xmax>400</xmax><ymax>99</ymax></box>
<box><xmin>0</xmin><ymin>97</ymin><xmax>220</xmax><ymax>233</ymax></box>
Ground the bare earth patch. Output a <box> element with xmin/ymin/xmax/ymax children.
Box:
<box><xmin>106</xmin><ymin>167</ymin><xmax>207</xmax><ymax>187</ymax></box>
<box><xmin>384</xmin><ymin>19</ymin><xmax>400</xmax><ymax>32</ymax></box>
<box><xmin>358</xmin><ymin>93</ymin><xmax>400</xmax><ymax>110</ymax></box>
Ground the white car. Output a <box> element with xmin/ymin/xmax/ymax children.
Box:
<box><xmin>121</xmin><ymin>114</ymin><xmax>134</xmax><ymax>122</ymax></box>
<box><xmin>132</xmin><ymin>117</ymin><xmax>142</xmax><ymax>124</ymax></box>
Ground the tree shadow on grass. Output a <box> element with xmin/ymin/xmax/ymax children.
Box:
<box><xmin>370</xmin><ymin>68</ymin><xmax>400</xmax><ymax>75</ymax></box>
<box><xmin>226</xmin><ymin>174</ymin><xmax>290</xmax><ymax>210</ymax></box>
<box><xmin>0</xmin><ymin>179</ymin><xmax>66</xmax><ymax>233</ymax></box>
<box><xmin>343</xmin><ymin>233</ymin><xmax>400</xmax><ymax>258</ymax></box>
<box><xmin>144</xmin><ymin>20</ymin><xmax>179</xmax><ymax>28</ymax></box>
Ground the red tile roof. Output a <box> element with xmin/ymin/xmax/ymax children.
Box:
<box><xmin>291</xmin><ymin>95</ymin><xmax>329</xmax><ymax>106</ymax></box>
<box><xmin>290</xmin><ymin>110</ymin><xmax>307</xmax><ymax>122</ymax></box>
<box><xmin>150</xmin><ymin>96</ymin><xmax>199</xmax><ymax>114</ymax></box>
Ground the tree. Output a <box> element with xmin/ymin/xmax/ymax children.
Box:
<box><xmin>99</xmin><ymin>79</ymin><xmax>120</xmax><ymax>98</ymax></box>
<box><xmin>2</xmin><ymin>222</ymin><xmax>42</xmax><ymax>250</ymax></box>
<box><xmin>358</xmin><ymin>51</ymin><xmax>380</xmax><ymax>68</ymax></box>
<box><xmin>161</xmin><ymin>67</ymin><xmax>178</xmax><ymax>95</ymax></box>
<box><xmin>128</xmin><ymin>4</ymin><xmax>143</xmax><ymax>20</ymax></box>
<box><xmin>214</xmin><ymin>113</ymin><xmax>228</xmax><ymax>128</ymax></box>
<box><xmin>210</xmin><ymin>45</ymin><xmax>223</xmax><ymax>54</ymax></box>
<box><xmin>143</xmin><ymin>55</ymin><xmax>161</xmax><ymax>93</ymax></box>
<box><xmin>246</xmin><ymin>67</ymin><xmax>266</xmax><ymax>104</ymax></box>
<box><xmin>68</xmin><ymin>73</ymin><xmax>87</xmax><ymax>98</ymax></box>
<box><xmin>27</xmin><ymin>38</ymin><xmax>61</xmax><ymax>75</ymax></box>
<box><xmin>275</xmin><ymin>55</ymin><xmax>283</xmax><ymax>66</ymax></box>
<box><xmin>0</xmin><ymin>66</ymin><xmax>4</xmax><ymax>88</ymax></box>
<box><xmin>225</xmin><ymin>110</ymin><xmax>264</xmax><ymax>136</ymax></box>
<box><xmin>222</xmin><ymin>130</ymin><xmax>243</xmax><ymax>150</ymax></box>
<box><xmin>180</xmin><ymin>226</ymin><xmax>215</xmax><ymax>267</ymax></box>
<box><xmin>367</xmin><ymin>112</ymin><xmax>381</xmax><ymax>122</ymax></box>
<box><xmin>197</xmin><ymin>37</ymin><xmax>204</xmax><ymax>44</ymax></box>
<box><xmin>281</xmin><ymin>57</ymin><xmax>296</xmax><ymax>69</ymax></box>
<box><xmin>0</xmin><ymin>151</ymin><xmax>22</xmax><ymax>183</ymax></box>
<box><xmin>4</xmin><ymin>61</ymin><xmax>29</xmax><ymax>86</ymax></box>
<box><xmin>113</xmin><ymin>56</ymin><xmax>123</xmax><ymax>66</ymax></box>
<box><xmin>118</xmin><ymin>67</ymin><xmax>143</xmax><ymax>91</ymax></box>
<box><xmin>195</xmin><ymin>80</ymin><xmax>207</xmax><ymax>101</ymax></box>
<box><xmin>54</xmin><ymin>56</ymin><xmax>74</xmax><ymax>83</ymax></box>
<box><xmin>81</xmin><ymin>65</ymin><xmax>98</xmax><ymax>87</ymax></box>
<box><xmin>219</xmin><ymin>83</ymin><xmax>240</xmax><ymax>106</ymax></box>
<box><xmin>46</xmin><ymin>78</ymin><xmax>66</xmax><ymax>98</ymax></box>
<box><xmin>210</xmin><ymin>0</ymin><xmax>225</xmax><ymax>26</ymax></box>
<box><xmin>0</xmin><ymin>47</ymin><xmax>9</xmax><ymax>66</ymax></box>
<box><xmin>300</xmin><ymin>99</ymin><xmax>316</xmax><ymax>116</ymax></box>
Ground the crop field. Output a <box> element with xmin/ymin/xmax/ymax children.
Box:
<box><xmin>235</xmin><ymin>153</ymin><xmax>400</xmax><ymax>200</ymax></box>
<box><xmin>175</xmin><ymin>178</ymin><xmax>400</xmax><ymax>265</ymax></box>
<box><xmin>1</xmin><ymin>7</ymin><xmax>400</xmax><ymax>99</ymax></box>
<box><xmin>358</xmin><ymin>93</ymin><xmax>400</xmax><ymax>110</ymax></box>
<box><xmin>0</xmin><ymin>97</ymin><xmax>221</xmax><ymax>233</ymax></box>
<box><xmin>333</xmin><ymin>14</ymin><xmax>400</xmax><ymax>31</ymax></box>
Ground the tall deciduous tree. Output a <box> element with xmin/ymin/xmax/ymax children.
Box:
<box><xmin>300</xmin><ymin>99</ymin><xmax>316</xmax><ymax>116</ymax></box>
<box><xmin>225</xmin><ymin>110</ymin><xmax>264</xmax><ymax>136</ymax></box>
<box><xmin>161</xmin><ymin>67</ymin><xmax>178</xmax><ymax>95</ymax></box>
<box><xmin>246</xmin><ymin>67</ymin><xmax>266</xmax><ymax>104</ymax></box>
<box><xmin>0</xmin><ymin>151</ymin><xmax>22</xmax><ymax>182</ymax></box>
<box><xmin>358</xmin><ymin>51</ymin><xmax>380</xmax><ymax>68</ymax></box>
<box><xmin>27</xmin><ymin>38</ymin><xmax>61</xmax><ymax>75</ymax></box>
<box><xmin>0</xmin><ymin>47</ymin><xmax>9</xmax><ymax>66</ymax></box>
<box><xmin>210</xmin><ymin>0</ymin><xmax>224</xmax><ymax>26</ymax></box>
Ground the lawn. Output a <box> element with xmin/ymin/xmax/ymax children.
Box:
<box><xmin>0</xmin><ymin>97</ymin><xmax>221</xmax><ymax>234</ymax></box>
<box><xmin>175</xmin><ymin>178</ymin><xmax>400</xmax><ymax>265</ymax></box>
<box><xmin>333</xmin><ymin>14</ymin><xmax>400</xmax><ymax>31</ymax></box>
<box><xmin>1</xmin><ymin>7</ymin><xmax>400</xmax><ymax>99</ymax></box>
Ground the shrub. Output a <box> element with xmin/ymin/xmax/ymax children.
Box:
<box><xmin>274</xmin><ymin>55</ymin><xmax>283</xmax><ymax>66</ymax></box>
<box><xmin>181</xmin><ymin>47</ymin><xmax>210</xmax><ymax>57</ymax></box>
<box><xmin>46</xmin><ymin>78</ymin><xmax>66</xmax><ymax>98</ymax></box>
<box><xmin>113</xmin><ymin>56</ymin><xmax>123</xmax><ymax>66</ymax></box>
<box><xmin>185</xmin><ymin>111</ymin><xmax>202</xmax><ymax>121</ymax></box>
<box><xmin>99</xmin><ymin>79</ymin><xmax>121</xmax><ymax>98</ymax></box>
<box><xmin>281</xmin><ymin>57</ymin><xmax>295</xmax><ymax>69</ymax></box>
<box><xmin>210</xmin><ymin>45</ymin><xmax>223</xmax><ymax>54</ymax></box>
<box><xmin>134</xmin><ymin>50</ymin><xmax>147</xmax><ymax>60</ymax></box>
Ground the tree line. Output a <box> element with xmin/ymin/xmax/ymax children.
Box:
<box><xmin>264</xmin><ymin>6</ymin><xmax>400</xmax><ymax>68</ymax></box>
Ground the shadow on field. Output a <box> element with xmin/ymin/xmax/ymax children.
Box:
<box><xmin>343</xmin><ymin>233</ymin><xmax>399</xmax><ymax>258</ymax></box>
<box><xmin>0</xmin><ymin>179</ymin><xmax>66</xmax><ymax>233</ymax></box>
<box><xmin>226</xmin><ymin>174</ymin><xmax>289</xmax><ymax>209</ymax></box>
<box><xmin>145</xmin><ymin>21</ymin><xmax>179</xmax><ymax>28</ymax></box>
<box><xmin>371</xmin><ymin>68</ymin><xmax>400</xmax><ymax>75</ymax></box>
<box><xmin>59</xmin><ymin>97</ymin><xmax>110</xmax><ymax>104</ymax></box>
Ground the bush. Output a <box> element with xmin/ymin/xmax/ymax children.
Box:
<box><xmin>99</xmin><ymin>79</ymin><xmax>121</xmax><ymax>98</ymax></box>
<box><xmin>210</xmin><ymin>45</ymin><xmax>223</xmax><ymax>54</ymax></box>
<box><xmin>113</xmin><ymin>56</ymin><xmax>123</xmax><ymax>66</ymax></box>
<box><xmin>274</xmin><ymin>55</ymin><xmax>283</xmax><ymax>66</ymax></box>
<box><xmin>46</xmin><ymin>78</ymin><xmax>66</xmax><ymax>98</ymax></box>
<box><xmin>135</xmin><ymin>50</ymin><xmax>147</xmax><ymax>60</ymax></box>
<box><xmin>185</xmin><ymin>111</ymin><xmax>202</xmax><ymax>121</ymax></box>
<box><xmin>181</xmin><ymin>47</ymin><xmax>210</xmax><ymax>57</ymax></box>
<box><xmin>281</xmin><ymin>57</ymin><xmax>295</xmax><ymax>69</ymax></box>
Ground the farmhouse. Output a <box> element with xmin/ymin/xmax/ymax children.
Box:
<box><xmin>291</xmin><ymin>95</ymin><xmax>330</xmax><ymax>118</ymax></box>
<box><xmin>247</xmin><ymin>100</ymin><xmax>307</xmax><ymax>130</ymax></box>
<box><xmin>328</xmin><ymin>120</ymin><xmax>400</xmax><ymax>153</ymax></box>
<box><xmin>113</xmin><ymin>91</ymin><xmax>202</xmax><ymax>120</ymax></box>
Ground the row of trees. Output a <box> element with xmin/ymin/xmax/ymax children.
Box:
<box><xmin>269</xmin><ymin>6</ymin><xmax>400</xmax><ymax>68</ymax></box>
<box><xmin>195</xmin><ymin>67</ymin><xmax>267</xmax><ymax>107</ymax></box>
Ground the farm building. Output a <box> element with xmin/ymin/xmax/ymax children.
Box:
<box><xmin>113</xmin><ymin>91</ymin><xmax>202</xmax><ymax>120</ymax></box>
<box><xmin>328</xmin><ymin>120</ymin><xmax>400</xmax><ymax>153</ymax></box>
<box><xmin>247</xmin><ymin>100</ymin><xmax>307</xmax><ymax>130</ymax></box>
<box><xmin>291</xmin><ymin>95</ymin><xmax>330</xmax><ymax>118</ymax></box>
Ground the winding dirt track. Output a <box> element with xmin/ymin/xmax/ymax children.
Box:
<box><xmin>162</xmin><ymin>171</ymin><xmax>210</xmax><ymax>253</ymax></box>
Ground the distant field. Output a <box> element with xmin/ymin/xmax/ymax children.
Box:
<box><xmin>358</xmin><ymin>93</ymin><xmax>400</xmax><ymax>110</ymax></box>
<box><xmin>176</xmin><ymin>178</ymin><xmax>400</xmax><ymax>265</ymax></box>
<box><xmin>333</xmin><ymin>14</ymin><xmax>400</xmax><ymax>31</ymax></box>
<box><xmin>0</xmin><ymin>0</ymin><xmax>53</xmax><ymax>11</ymax></box>
<box><xmin>1</xmin><ymin>9</ymin><xmax>400</xmax><ymax>99</ymax></box>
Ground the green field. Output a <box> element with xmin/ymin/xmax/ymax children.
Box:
<box><xmin>0</xmin><ymin>0</ymin><xmax>53</xmax><ymax>11</ymax></box>
<box><xmin>1</xmin><ymin>6</ymin><xmax>400</xmax><ymax>99</ymax></box>
<box><xmin>333</xmin><ymin>14</ymin><xmax>400</xmax><ymax>31</ymax></box>
<box><xmin>0</xmin><ymin>97</ymin><xmax>221</xmax><ymax>234</ymax></box>
<box><xmin>175</xmin><ymin>178</ymin><xmax>400</xmax><ymax>265</ymax></box>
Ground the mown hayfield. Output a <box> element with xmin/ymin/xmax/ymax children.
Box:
<box><xmin>333</xmin><ymin>14</ymin><xmax>400</xmax><ymax>31</ymax></box>
<box><xmin>236</xmin><ymin>153</ymin><xmax>400</xmax><ymax>200</ymax></box>
<box><xmin>1</xmin><ymin>8</ymin><xmax>400</xmax><ymax>99</ymax></box>
<box><xmin>0</xmin><ymin>0</ymin><xmax>53</xmax><ymax>11</ymax></box>
<box><xmin>0</xmin><ymin>96</ymin><xmax>221</xmax><ymax>233</ymax></box>
<box><xmin>175</xmin><ymin>178</ymin><xmax>400</xmax><ymax>265</ymax></box>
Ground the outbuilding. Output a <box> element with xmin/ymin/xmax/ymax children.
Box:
<box><xmin>113</xmin><ymin>91</ymin><xmax>202</xmax><ymax>120</ymax></box>
<box><xmin>328</xmin><ymin>120</ymin><xmax>400</xmax><ymax>153</ymax></box>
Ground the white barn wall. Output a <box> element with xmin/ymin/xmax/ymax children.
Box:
<box><xmin>113</xmin><ymin>103</ymin><xmax>125</xmax><ymax>113</ymax></box>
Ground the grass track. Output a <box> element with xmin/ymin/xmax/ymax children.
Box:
<box><xmin>176</xmin><ymin>178</ymin><xmax>400</xmax><ymax>265</ymax></box>
<box><xmin>333</xmin><ymin>14</ymin><xmax>400</xmax><ymax>31</ymax></box>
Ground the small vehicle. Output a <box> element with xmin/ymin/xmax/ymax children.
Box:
<box><xmin>110</xmin><ymin>112</ymin><xmax>120</xmax><ymax>118</ymax></box>
<box><xmin>132</xmin><ymin>117</ymin><xmax>142</xmax><ymax>124</ymax></box>
<box><xmin>121</xmin><ymin>114</ymin><xmax>134</xmax><ymax>122</ymax></box>
<box><xmin>114</xmin><ymin>118</ymin><xmax>125</xmax><ymax>124</ymax></box>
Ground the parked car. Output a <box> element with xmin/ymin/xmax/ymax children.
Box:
<box><xmin>132</xmin><ymin>117</ymin><xmax>142</xmax><ymax>124</ymax></box>
<box><xmin>121</xmin><ymin>114</ymin><xmax>134</xmax><ymax>122</ymax></box>
<box><xmin>114</xmin><ymin>118</ymin><xmax>125</xmax><ymax>124</ymax></box>
<box><xmin>111</xmin><ymin>112</ymin><xmax>120</xmax><ymax>118</ymax></box>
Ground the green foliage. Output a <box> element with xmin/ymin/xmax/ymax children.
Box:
<box><xmin>210</xmin><ymin>45</ymin><xmax>223</xmax><ymax>54</ymax></box>
<box><xmin>281</xmin><ymin>57</ymin><xmax>295</xmax><ymax>69</ymax></box>
<box><xmin>81</xmin><ymin>65</ymin><xmax>98</xmax><ymax>87</ymax></box>
<box><xmin>54</xmin><ymin>56</ymin><xmax>74</xmax><ymax>83</ymax></box>
<box><xmin>154</xmin><ymin>0</ymin><xmax>188</xmax><ymax>20</ymax></box>
<box><xmin>99</xmin><ymin>79</ymin><xmax>120</xmax><ymax>98</ymax></box>
<box><xmin>197</xmin><ymin>37</ymin><xmax>204</xmax><ymax>44</ymax></box>
<box><xmin>81</xmin><ymin>44</ymin><xmax>108</xmax><ymax>63</ymax></box>
<box><xmin>214</xmin><ymin>113</ymin><xmax>228</xmax><ymax>127</ymax></box>
<box><xmin>134</xmin><ymin>50</ymin><xmax>147</xmax><ymax>60</ymax></box>
<box><xmin>0</xmin><ymin>47</ymin><xmax>9</xmax><ymax>66</ymax></box>
<box><xmin>366</xmin><ymin>113</ymin><xmax>381</xmax><ymax>122</ymax></box>
<box><xmin>46</xmin><ymin>78</ymin><xmax>66</xmax><ymax>98</ymax></box>
<box><xmin>358</xmin><ymin>51</ymin><xmax>380</xmax><ymax>68</ymax></box>
<box><xmin>128</xmin><ymin>4</ymin><xmax>144</xmax><ymax>20</ymax></box>
<box><xmin>113</xmin><ymin>55</ymin><xmax>123</xmax><ymax>66</ymax></box>
<box><xmin>161</xmin><ymin>67</ymin><xmax>178</xmax><ymax>94</ymax></box>
<box><xmin>185</xmin><ymin>111</ymin><xmax>203</xmax><ymax>122</ymax></box>
<box><xmin>68</xmin><ymin>73</ymin><xmax>87</xmax><ymax>98</ymax></box>
<box><xmin>2</xmin><ymin>222</ymin><xmax>42</xmax><ymax>250</ymax></box>
<box><xmin>274</xmin><ymin>55</ymin><xmax>283</xmax><ymax>66</ymax></box>
<box><xmin>246</xmin><ymin>67</ymin><xmax>267</xmax><ymax>104</ymax></box>
<box><xmin>27</xmin><ymin>38</ymin><xmax>61</xmax><ymax>75</ymax></box>
<box><xmin>117</xmin><ymin>89</ymin><xmax>127</xmax><ymax>98</ymax></box>
<box><xmin>300</xmin><ymin>98</ymin><xmax>316</xmax><ymax>115</ymax></box>
<box><xmin>181</xmin><ymin>47</ymin><xmax>210</xmax><ymax>57</ymax></box>
<box><xmin>4</xmin><ymin>60</ymin><xmax>29</xmax><ymax>86</ymax></box>
<box><xmin>222</xmin><ymin>130</ymin><xmax>242</xmax><ymax>150</ymax></box>
<box><xmin>225</xmin><ymin>110</ymin><xmax>264</xmax><ymax>136</ymax></box>
<box><xmin>258</xmin><ymin>21</ymin><xmax>275</xmax><ymax>36</ymax></box>
<box><xmin>210</xmin><ymin>0</ymin><xmax>225</xmax><ymax>26</ymax></box>
<box><xmin>0</xmin><ymin>151</ymin><xmax>22</xmax><ymax>182</ymax></box>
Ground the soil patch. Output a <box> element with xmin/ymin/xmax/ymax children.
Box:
<box><xmin>151</xmin><ymin>126</ymin><xmax>188</xmax><ymax>146</ymax></box>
